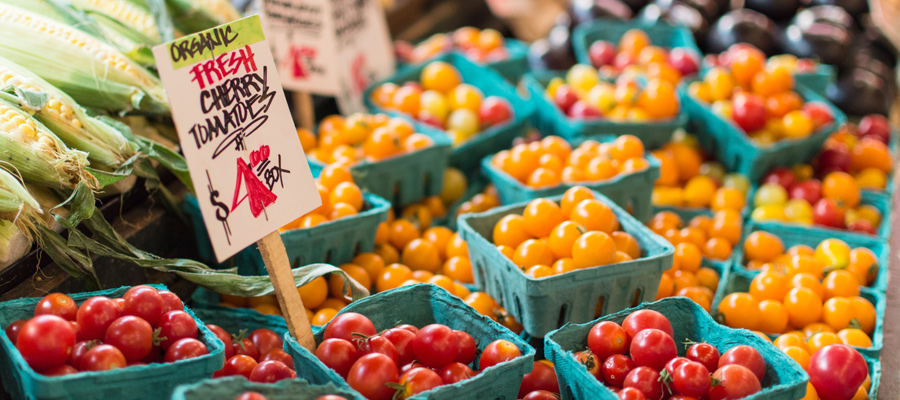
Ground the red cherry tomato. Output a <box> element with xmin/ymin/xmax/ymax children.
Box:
<box><xmin>356</xmin><ymin>335</ymin><xmax>399</xmax><ymax>365</ymax></box>
<box><xmin>41</xmin><ymin>364</ymin><xmax>78</xmax><ymax>376</ymax></box>
<box><xmin>522</xmin><ymin>390</ymin><xmax>559</xmax><ymax>400</ymax></box>
<box><xmin>347</xmin><ymin>353</ymin><xmax>399</xmax><ymax>400</ymax></box>
<box><xmin>622</xmin><ymin>310</ymin><xmax>674</xmax><ymax>340</ymax></box>
<box><xmin>808</xmin><ymin>344</ymin><xmax>868</xmax><ymax>400</ymax></box>
<box><xmin>324</xmin><ymin>313</ymin><xmax>377</xmax><ymax>342</ymax></box>
<box><xmin>623</xmin><ymin>366</ymin><xmax>664</xmax><ymax>400</ymax></box>
<box><xmin>260</xmin><ymin>349</ymin><xmax>293</xmax><ymax>369</ymax></box>
<box><xmin>708</xmin><ymin>365</ymin><xmax>762</xmax><ymax>400</ymax></box>
<box><xmin>396</xmin><ymin>324</ymin><xmax>419</xmax><ymax>334</ymax></box>
<box><xmin>164</xmin><ymin>338</ymin><xmax>209</xmax><ymax>362</ymax></box>
<box><xmin>813</xmin><ymin>199</ymin><xmax>845</xmax><ymax>229</ymax></box>
<box><xmin>68</xmin><ymin>340</ymin><xmax>97</xmax><ymax>370</ymax></box>
<box><xmin>519</xmin><ymin>360</ymin><xmax>560</xmax><ymax>396</ymax></box>
<box><xmin>413</xmin><ymin>324</ymin><xmax>459</xmax><ymax>368</ymax></box>
<box><xmin>75</xmin><ymin>296</ymin><xmax>122</xmax><ymax>341</ymax></box>
<box><xmin>763</xmin><ymin>167</ymin><xmax>796</xmax><ymax>190</ymax></box>
<box><xmin>719</xmin><ymin>345</ymin><xmax>766</xmax><ymax>382</ymax></box>
<box><xmin>104</xmin><ymin>316</ymin><xmax>153</xmax><ymax>362</ymax></box>
<box><xmin>221</xmin><ymin>354</ymin><xmax>258</xmax><ymax>378</ymax></box>
<box><xmin>234</xmin><ymin>392</ymin><xmax>267</xmax><ymax>400</ymax></box>
<box><xmin>618</xmin><ymin>387</ymin><xmax>648</xmax><ymax>400</ymax></box>
<box><xmin>81</xmin><ymin>344</ymin><xmax>126</xmax><ymax>371</ymax></box>
<box><xmin>454</xmin><ymin>330</ymin><xmax>476</xmax><ymax>365</ymax></box>
<box><xmin>34</xmin><ymin>293</ymin><xmax>77</xmax><ymax>321</ymax></box>
<box><xmin>16</xmin><ymin>315</ymin><xmax>75</xmax><ymax>370</ymax></box>
<box><xmin>663</xmin><ymin>357</ymin><xmax>690</xmax><ymax>377</ymax></box>
<box><xmin>602</xmin><ymin>354</ymin><xmax>636</xmax><ymax>388</ymax></box>
<box><xmin>316</xmin><ymin>396</ymin><xmax>349</xmax><ymax>400</ymax></box>
<box><xmin>383</xmin><ymin>328</ymin><xmax>416</xmax><ymax>366</ymax></box>
<box><xmin>158</xmin><ymin>291</ymin><xmax>184</xmax><ymax>313</ymax></box>
<box><xmin>396</xmin><ymin>367</ymin><xmax>443</xmax><ymax>399</ymax></box>
<box><xmin>479</xmin><ymin>97</ymin><xmax>513</xmax><ymax>128</ymax></box>
<box><xmin>686</xmin><ymin>342</ymin><xmax>720</xmax><ymax>373</ymax></box>
<box><xmin>316</xmin><ymin>338</ymin><xmax>359</xmax><ymax>378</ymax></box>
<box><xmin>732</xmin><ymin>92</ymin><xmax>767</xmax><ymax>133</ymax></box>
<box><xmin>479</xmin><ymin>339</ymin><xmax>521</xmax><ymax>370</ymax></box>
<box><xmin>400</xmin><ymin>360</ymin><xmax>428</xmax><ymax>375</ymax></box>
<box><xmin>206</xmin><ymin>324</ymin><xmax>234</xmax><ymax>359</ymax></box>
<box><xmin>629</xmin><ymin>329</ymin><xmax>677</xmax><ymax>371</ymax></box>
<box><xmin>4</xmin><ymin>320</ymin><xmax>25</xmax><ymax>344</ymax></box>
<box><xmin>673</xmin><ymin>361</ymin><xmax>711</xmax><ymax>398</ymax></box>
<box><xmin>157</xmin><ymin>311</ymin><xmax>198</xmax><ymax>350</ymax></box>
<box><xmin>249</xmin><ymin>329</ymin><xmax>283</xmax><ymax>356</ymax></box>
<box><xmin>123</xmin><ymin>286</ymin><xmax>164</xmax><ymax>326</ymax></box>
<box><xmin>249</xmin><ymin>360</ymin><xmax>293</xmax><ymax>383</ymax></box>
<box><xmin>575</xmin><ymin>350</ymin><xmax>603</xmax><ymax>381</ymax></box>
<box><xmin>440</xmin><ymin>362</ymin><xmax>475</xmax><ymax>385</ymax></box>
<box><xmin>588</xmin><ymin>321</ymin><xmax>629</xmax><ymax>361</ymax></box>
<box><xmin>233</xmin><ymin>338</ymin><xmax>259</xmax><ymax>360</ymax></box>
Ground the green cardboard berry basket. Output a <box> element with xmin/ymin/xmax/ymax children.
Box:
<box><xmin>457</xmin><ymin>190</ymin><xmax>675</xmax><ymax>337</ymax></box>
<box><xmin>189</xmin><ymin>287</ymin><xmax>290</xmax><ymax>335</ymax></box>
<box><xmin>283</xmin><ymin>284</ymin><xmax>535</xmax><ymax>400</ymax></box>
<box><xmin>545</xmin><ymin>297</ymin><xmax>810</xmax><ymax>400</ymax></box>
<box><xmin>0</xmin><ymin>285</ymin><xmax>225</xmax><ymax>400</ymax></box>
<box><xmin>397</xmin><ymin>38</ymin><xmax>529</xmax><ymax>83</ymax></box>
<box><xmin>794</xmin><ymin>65</ymin><xmax>836</xmax><ymax>98</ymax></box>
<box><xmin>523</xmin><ymin>71</ymin><xmax>688</xmax><ymax>150</ymax></box>
<box><xmin>364</xmin><ymin>53</ymin><xmax>534</xmax><ymax>174</ymax></box>
<box><xmin>571</xmin><ymin>19</ymin><xmax>701</xmax><ymax>68</ymax></box>
<box><xmin>171</xmin><ymin>376</ymin><xmax>358</xmax><ymax>400</ymax></box>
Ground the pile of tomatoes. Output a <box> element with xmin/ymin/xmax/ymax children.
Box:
<box><xmin>4</xmin><ymin>286</ymin><xmax>208</xmax><ymax>375</ymax></box>
<box><xmin>280</xmin><ymin>164</ymin><xmax>366</xmax><ymax>231</ymax></box>
<box><xmin>704</xmin><ymin>44</ymin><xmax>821</xmax><ymax>78</ymax></box>
<box><xmin>235</xmin><ymin>393</ymin><xmax>345</xmax><ymax>400</ymax></box>
<box><xmin>587</xmin><ymin>29</ymin><xmax>700</xmax><ymax>79</ymax></box>
<box><xmin>688</xmin><ymin>44</ymin><xmax>835</xmax><ymax>145</ymax></box>
<box><xmin>491</xmin><ymin>134</ymin><xmax>650</xmax><ymax>188</ymax></box>
<box><xmin>209</xmin><ymin>326</ymin><xmax>295</xmax><ymax>383</ymax></box>
<box><xmin>492</xmin><ymin>186</ymin><xmax>644</xmax><ymax>278</ymax></box>
<box><xmin>813</xmin><ymin>114</ymin><xmax>893</xmax><ymax>191</ymax></box>
<box><xmin>774</xmin><ymin>341</ymin><xmax>871</xmax><ymax>400</ymax></box>
<box><xmin>547</xmin><ymin>65</ymin><xmax>680</xmax><ymax>121</ymax></box>
<box><xmin>313</xmin><ymin>312</ymin><xmax>522</xmax><ymax>400</ymax></box>
<box><xmin>370</xmin><ymin>61</ymin><xmax>514</xmax><ymax>145</ymax></box>
<box><xmin>577</xmin><ymin>309</ymin><xmax>766</xmax><ymax>400</ymax></box>
<box><xmin>395</xmin><ymin>27</ymin><xmax>511</xmax><ymax>65</ymax></box>
<box><xmin>300</xmin><ymin>114</ymin><xmax>435</xmax><ymax>165</ymax></box>
<box><xmin>752</xmin><ymin>169</ymin><xmax>882</xmax><ymax>234</ymax></box>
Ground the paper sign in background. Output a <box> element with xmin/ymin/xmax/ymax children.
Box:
<box><xmin>153</xmin><ymin>15</ymin><xmax>320</xmax><ymax>262</ymax></box>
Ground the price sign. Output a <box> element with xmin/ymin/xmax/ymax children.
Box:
<box><xmin>153</xmin><ymin>15</ymin><xmax>321</xmax><ymax>263</ymax></box>
<box><xmin>261</xmin><ymin>0</ymin><xmax>395</xmax><ymax>113</ymax></box>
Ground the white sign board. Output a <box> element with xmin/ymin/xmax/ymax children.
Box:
<box><xmin>153</xmin><ymin>15</ymin><xmax>321</xmax><ymax>262</ymax></box>
<box><xmin>260</xmin><ymin>0</ymin><xmax>396</xmax><ymax>113</ymax></box>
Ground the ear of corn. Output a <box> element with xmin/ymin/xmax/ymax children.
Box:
<box><xmin>0</xmin><ymin>168</ymin><xmax>42</xmax><ymax>239</ymax></box>
<box><xmin>165</xmin><ymin>0</ymin><xmax>241</xmax><ymax>33</ymax></box>
<box><xmin>0</xmin><ymin>97</ymin><xmax>95</xmax><ymax>190</ymax></box>
<box><xmin>0</xmin><ymin>56</ymin><xmax>134</xmax><ymax>169</ymax></box>
<box><xmin>0</xmin><ymin>4</ymin><xmax>169</xmax><ymax>114</ymax></box>
<box><xmin>68</xmin><ymin>0</ymin><xmax>161</xmax><ymax>43</ymax></box>
<box><xmin>0</xmin><ymin>219</ymin><xmax>30</xmax><ymax>268</ymax></box>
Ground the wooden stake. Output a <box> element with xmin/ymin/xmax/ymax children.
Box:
<box><xmin>293</xmin><ymin>92</ymin><xmax>315</xmax><ymax>130</ymax></box>
<box><xmin>257</xmin><ymin>230</ymin><xmax>316</xmax><ymax>351</ymax></box>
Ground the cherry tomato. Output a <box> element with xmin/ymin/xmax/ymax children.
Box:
<box><xmin>249</xmin><ymin>360</ymin><xmax>294</xmax><ymax>383</ymax></box>
<box><xmin>718</xmin><ymin>345</ymin><xmax>766</xmax><ymax>382</ymax></box>
<box><xmin>618</xmin><ymin>387</ymin><xmax>648</xmax><ymax>400</ymax></box>
<box><xmin>249</xmin><ymin>329</ymin><xmax>283</xmax><ymax>356</ymax></box>
<box><xmin>157</xmin><ymin>311</ymin><xmax>198</xmax><ymax>350</ymax></box>
<box><xmin>413</xmin><ymin>324</ymin><xmax>459</xmax><ymax>368</ymax></box>
<box><xmin>522</xmin><ymin>390</ymin><xmax>558</xmax><ymax>400</ymax></box>
<box><xmin>356</xmin><ymin>335</ymin><xmax>399</xmax><ymax>365</ymax></box>
<box><xmin>623</xmin><ymin>366</ymin><xmax>664</xmax><ymax>400</ymax></box>
<box><xmin>454</xmin><ymin>330</ymin><xmax>476</xmax><ymax>365</ymax></box>
<box><xmin>673</xmin><ymin>361</ymin><xmax>711</xmax><ymax>398</ymax></box>
<box><xmin>158</xmin><ymin>291</ymin><xmax>184</xmax><ymax>313</ymax></box>
<box><xmin>16</xmin><ymin>315</ymin><xmax>75</xmax><ymax>370</ymax></box>
<box><xmin>602</xmin><ymin>354</ymin><xmax>636</xmax><ymax>388</ymax></box>
<box><xmin>382</xmin><ymin>328</ymin><xmax>416</xmax><ymax>366</ymax></box>
<box><xmin>34</xmin><ymin>293</ymin><xmax>77</xmax><ymax>321</ymax></box>
<box><xmin>123</xmin><ymin>286</ymin><xmax>164</xmax><ymax>326</ymax></box>
<box><xmin>259</xmin><ymin>349</ymin><xmax>293</xmax><ymax>369</ymax></box>
<box><xmin>81</xmin><ymin>344</ymin><xmax>126</xmax><ymax>371</ymax></box>
<box><xmin>808</xmin><ymin>344</ymin><xmax>867</xmax><ymax>400</ymax></box>
<box><xmin>316</xmin><ymin>396</ymin><xmax>349</xmax><ymax>400</ymax></box>
<box><xmin>206</xmin><ymin>324</ymin><xmax>234</xmax><ymax>359</ymax></box>
<box><xmin>440</xmin><ymin>362</ymin><xmax>474</xmax><ymax>384</ymax></box>
<box><xmin>663</xmin><ymin>357</ymin><xmax>689</xmax><ymax>377</ymax></box>
<box><xmin>686</xmin><ymin>342</ymin><xmax>720</xmax><ymax>373</ymax></box>
<box><xmin>588</xmin><ymin>321</ymin><xmax>629</xmax><ymax>361</ymax></box>
<box><xmin>479</xmin><ymin>97</ymin><xmax>513</xmax><ymax>128</ymax></box>
<box><xmin>396</xmin><ymin>367</ymin><xmax>443</xmax><ymax>399</ymax></box>
<box><xmin>316</xmin><ymin>338</ymin><xmax>359</xmax><ymax>378</ymax></box>
<box><xmin>4</xmin><ymin>320</ymin><xmax>25</xmax><ymax>344</ymax></box>
<box><xmin>68</xmin><ymin>340</ymin><xmax>97</xmax><ymax>370</ymax></box>
<box><xmin>519</xmin><ymin>361</ymin><xmax>559</xmax><ymax>396</ymax></box>
<box><xmin>732</xmin><ymin>92</ymin><xmax>767</xmax><ymax>133</ymax></box>
<box><xmin>221</xmin><ymin>355</ymin><xmax>258</xmax><ymax>378</ymax></box>
<box><xmin>164</xmin><ymin>338</ymin><xmax>209</xmax><ymax>362</ymax></box>
<box><xmin>104</xmin><ymin>316</ymin><xmax>153</xmax><ymax>362</ymax></box>
<box><xmin>708</xmin><ymin>365</ymin><xmax>761</xmax><ymax>400</ymax></box>
<box><xmin>75</xmin><ymin>296</ymin><xmax>122</xmax><ymax>341</ymax></box>
<box><xmin>234</xmin><ymin>393</ymin><xmax>267</xmax><ymax>400</ymax></box>
<box><xmin>347</xmin><ymin>353</ymin><xmax>399</xmax><ymax>400</ymax></box>
<box><xmin>629</xmin><ymin>329</ymin><xmax>676</xmax><ymax>371</ymax></box>
<box><xmin>397</xmin><ymin>324</ymin><xmax>419</xmax><ymax>334</ymax></box>
<box><xmin>41</xmin><ymin>364</ymin><xmax>78</xmax><ymax>376</ymax></box>
<box><xmin>324</xmin><ymin>313</ymin><xmax>377</xmax><ymax>342</ymax></box>
<box><xmin>233</xmin><ymin>338</ymin><xmax>259</xmax><ymax>360</ymax></box>
<box><xmin>575</xmin><ymin>350</ymin><xmax>603</xmax><ymax>380</ymax></box>
<box><xmin>622</xmin><ymin>310</ymin><xmax>674</xmax><ymax>340</ymax></box>
<box><xmin>479</xmin><ymin>339</ymin><xmax>521</xmax><ymax>370</ymax></box>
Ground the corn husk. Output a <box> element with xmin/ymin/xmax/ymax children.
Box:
<box><xmin>165</xmin><ymin>0</ymin><xmax>241</xmax><ymax>34</ymax></box>
<box><xmin>0</xmin><ymin>168</ymin><xmax>42</xmax><ymax>236</ymax></box>
<box><xmin>0</xmin><ymin>4</ymin><xmax>169</xmax><ymax>114</ymax></box>
<box><xmin>68</xmin><ymin>0</ymin><xmax>161</xmax><ymax>43</ymax></box>
<box><xmin>0</xmin><ymin>219</ymin><xmax>30</xmax><ymax>268</ymax></box>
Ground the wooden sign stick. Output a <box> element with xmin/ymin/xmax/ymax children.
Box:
<box><xmin>293</xmin><ymin>92</ymin><xmax>315</xmax><ymax>130</ymax></box>
<box><xmin>257</xmin><ymin>231</ymin><xmax>316</xmax><ymax>351</ymax></box>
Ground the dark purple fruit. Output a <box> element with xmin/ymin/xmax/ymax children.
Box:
<box><xmin>745</xmin><ymin>0</ymin><xmax>801</xmax><ymax>21</ymax></box>
<box><xmin>705</xmin><ymin>9</ymin><xmax>777</xmax><ymax>55</ymax></box>
<box><xmin>528</xmin><ymin>26</ymin><xmax>576</xmax><ymax>71</ymax></box>
<box><xmin>826</xmin><ymin>69</ymin><xmax>891</xmax><ymax>117</ymax></box>
<box><xmin>805</xmin><ymin>0</ymin><xmax>868</xmax><ymax>18</ymax></box>
<box><xmin>780</xmin><ymin>22</ymin><xmax>852</xmax><ymax>67</ymax></box>
<box><xmin>791</xmin><ymin>6</ymin><xmax>855</xmax><ymax>31</ymax></box>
